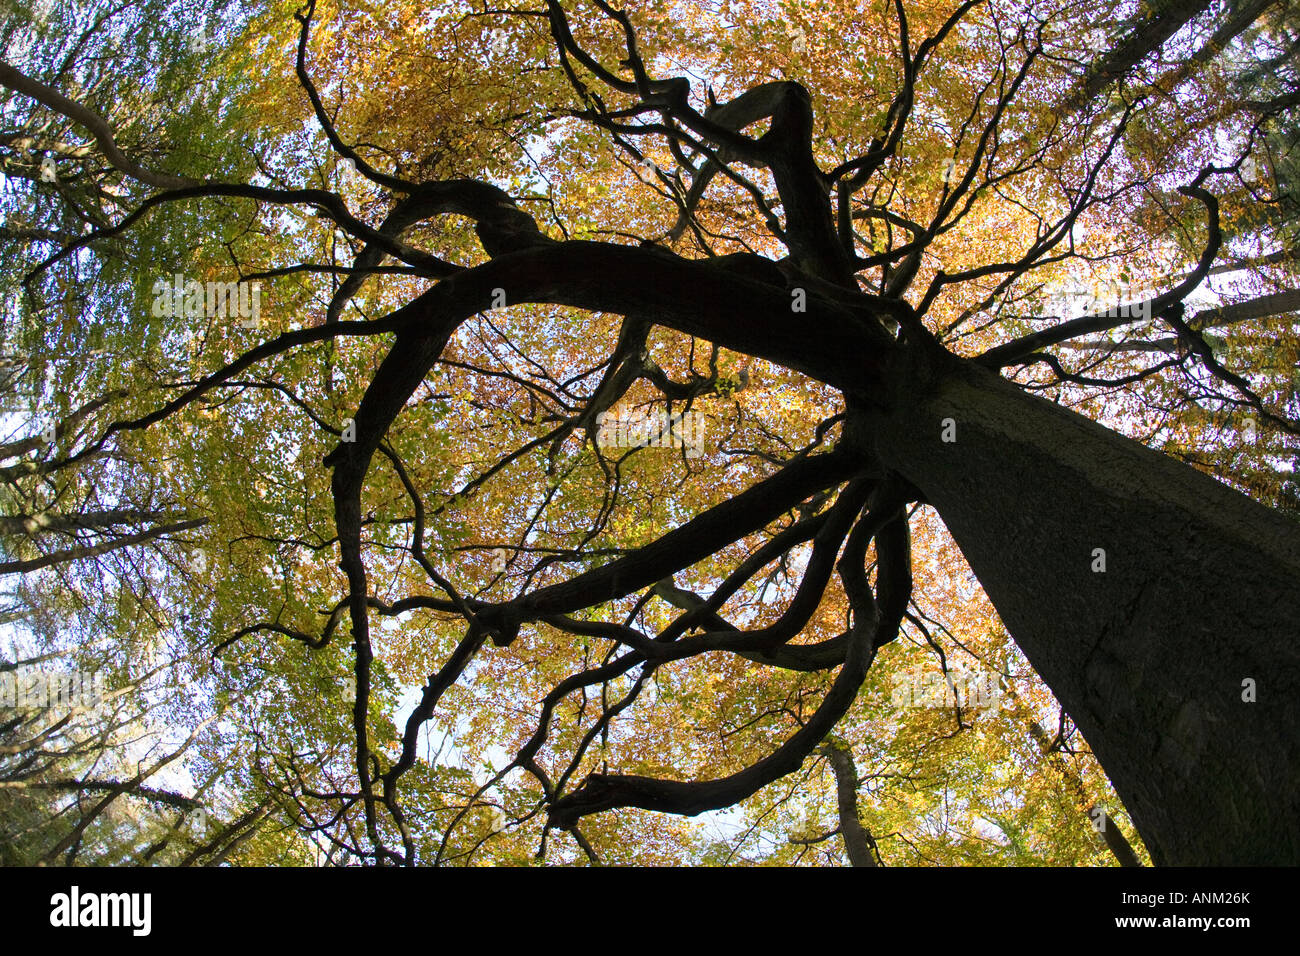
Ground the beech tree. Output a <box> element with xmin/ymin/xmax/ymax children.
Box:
<box><xmin>2</xmin><ymin>0</ymin><xmax>1297</xmax><ymax>865</ymax></box>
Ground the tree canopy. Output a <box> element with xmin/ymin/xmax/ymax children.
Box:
<box><xmin>1</xmin><ymin>0</ymin><xmax>1297</xmax><ymax>866</ymax></box>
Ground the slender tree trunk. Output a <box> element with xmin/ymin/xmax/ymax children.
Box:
<box><xmin>821</xmin><ymin>742</ymin><xmax>878</xmax><ymax>866</ymax></box>
<box><xmin>1095</xmin><ymin>806</ymin><xmax>1144</xmax><ymax>867</ymax></box>
<box><xmin>1012</xmin><ymin>689</ymin><xmax>1143</xmax><ymax>866</ymax></box>
<box><xmin>864</xmin><ymin>349</ymin><xmax>1300</xmax><ymax>865</ymax></box>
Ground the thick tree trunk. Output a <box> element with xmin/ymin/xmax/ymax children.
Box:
<box><xmin>864</xmin><ymin>348</ymin><xmax>1300</xmax><ymax>865</ymax></box>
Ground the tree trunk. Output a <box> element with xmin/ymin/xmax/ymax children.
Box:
<box><xmin>864</xmin><ymin>348</ymin><xmax>1300</xmax><ymax>865</ymax></box>
<box><xmin>822</xmin><ymin>742</ymin><xmax>878</xmax><ymax>866</ymax></box>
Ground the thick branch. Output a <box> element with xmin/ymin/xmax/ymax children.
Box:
<box><xmin>0</xmin><ymin>60</ymin><xmax>201</xmax><ymax>189</ymax></box>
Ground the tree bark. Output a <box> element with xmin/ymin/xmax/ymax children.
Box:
<box><xmin>864</xmin><ymin>348</ymin><xmax>1300</xmax><ymax>865</ymax></box>
<box><xmin>822</xmin><ymin>742</ymin><xmax>878</xmax><ymax>866</ymax></box>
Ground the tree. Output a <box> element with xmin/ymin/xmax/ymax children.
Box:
<box><xmin>1</xmin><ymin>0</ymin><xmax>1297</xmax><ymax>866</ymax></box>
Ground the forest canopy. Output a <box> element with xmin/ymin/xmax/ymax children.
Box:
<box><xmin>1</xmin><ymin>0</ymin><xmax>1297</xmax><ymax>866</ymax></box>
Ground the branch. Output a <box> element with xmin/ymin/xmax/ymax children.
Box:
<box><xmin>980</xmin><ymin>177</ymin><xmax>1223</xmax><ymax>368</ymax></box>
<box><xmin>545</xmin><ymin>499</ymin><xmax>912</xmax><ymax>826</ymax></box>
<box><xmin>0</xmin><ymin>60</ymin><xmax>202</xmax><ymax>189</ymax></box>
<box><xmin>0</xmin><ymin>518</ymin><xmax>206</xmax><ymax>575</ymax></box>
